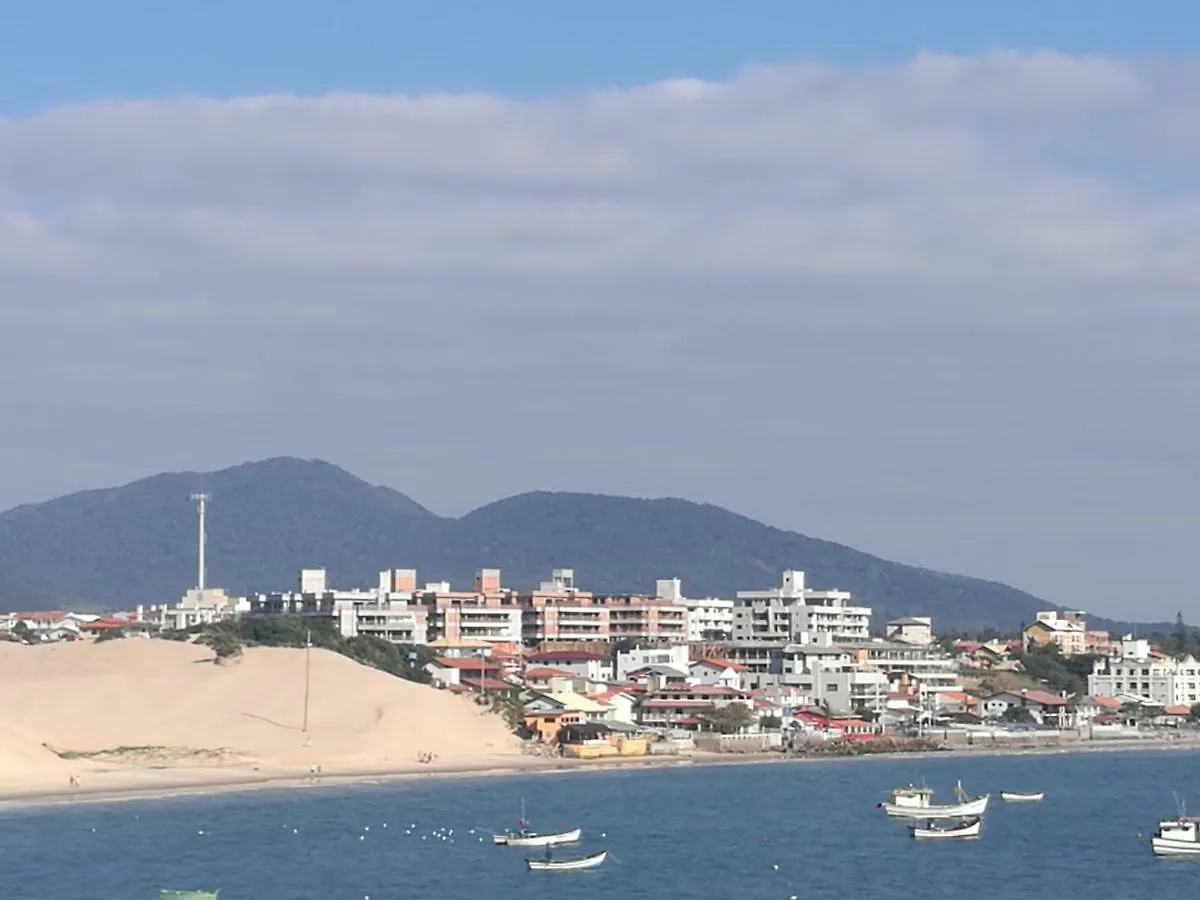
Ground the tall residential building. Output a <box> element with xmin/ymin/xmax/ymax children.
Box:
<box><xmin>733</xmin><ymin>570</ymin><xmax>870</xmax><ymax>642</ymax></box>
<box><xmin>250</xmin><ymin>567</ymin><xmax>429</xmax><ymax>644</ymax></box>
<box><xmin>655</xmin><ymin>577</ymin><xmax>734</xmax><ymax>641</ymax></box>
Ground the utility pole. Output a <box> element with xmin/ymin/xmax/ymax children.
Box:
<box><xmin>190</xmin><ymin>492</ymin><xmax>210</xmax><ymax>591</ymax></box>
<box><xmin>303</xmin><ymin>628</ymin><xmax>312</xmax><ymax>733</ymax></box>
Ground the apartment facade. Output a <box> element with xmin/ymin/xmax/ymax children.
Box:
<box><xmin>1088</xmin><ymin>638</ymin><xmax>1200</xmax><ymax>707</ymax></box>
<box><xmin>733</xmin><ymin>570</ymin><xmax>870</xmax><ymax>642</ymax></box>
<box><xmin>654</xmin><ymin>578</ymin><xmax>734</xmax><ymax>641</ymax></box>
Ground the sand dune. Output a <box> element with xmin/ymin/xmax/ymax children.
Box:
<box><xmin>0</xmin><ymin>639</ymin><xmax>522</xmax><ymax>795</ymax></box>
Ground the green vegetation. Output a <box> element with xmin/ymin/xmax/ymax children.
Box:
<box><xmin>190</xmin><ymin>617</ymin><xmax>433</xmax><ymax>683</ymax></box>
<box><xmin>94</xmin><ymin>628</ymin><xmax>126</xmax><ymax>643</ymax></box>
<box><xmin>1001</xmin><ymin>706</ymin><xmax>1036</xmax><ymax>724</ymax></box>
<box><xmin>1014</xmin><ymin>643</ymin><xmax>1096</xmax><ymax>696</ymax></box>
<box><xmin>702</xmin><ymin>704</ymin><xmax>756</xmax><ymax>734</ymax></box>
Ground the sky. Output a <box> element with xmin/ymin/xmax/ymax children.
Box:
<box><xmin>2</xmin><ymin>1</ymin><xmax>1199</xmax><ymax>619</ymax></box>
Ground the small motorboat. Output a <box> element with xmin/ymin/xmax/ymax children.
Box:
<box><xmin>1151</xmin><ymin>816</ymin><xmax>1200</xmax><ymax>857</ymax></box>
<box><xmin>1001</xmin><ymin>791</ymin><xmax>1044</xmax><ymax>803</ymax></box>
<box><xmin>880</xmin><ymin>781</ymin><xmax>989</xmax><ymax>819</ymax></box>
<box><xmin>495</xmin><ymin>827</ymin><xmax>582</xmax><ymax>847</ymax></box>
<box><xmin>526</xmin><ymin>849</ymin><xmax>607</xmax><ymax>871</ymax></box>
<box><xmin>159</xmin><ymin>892</ymin><xmax>219</xmax><ymax>900</ymax></box>
<box><xmin>909</xmin><ymin>816</ymin><xmax>982</xmax><ymax>840</ymax></box>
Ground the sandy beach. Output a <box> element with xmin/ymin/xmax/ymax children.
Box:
<box><xmin>2</xmin><ymin>639</ymin><xmax>1197</xmax><ymax>811</ymax></box>
<box><xmin>0</xmin><ymin>639</ymin><xmax>523</xmax><ymax>802</ymax></box>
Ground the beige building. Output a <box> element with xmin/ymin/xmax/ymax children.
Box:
<box><xmin>1024</xmin><ymin>610</ymin><xmax>1087</xmax><ymax>656</ymax></box>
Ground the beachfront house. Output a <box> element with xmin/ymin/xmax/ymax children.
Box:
<box><xmin>425</xmin><ymin>656</ymin><xmax>504</xmax><ymax>689</ymax></box>
<box><xmin>688</xmin><ymin>658</ymin><xmax>748</xmax><ymax>690</ymax></box>
<box><xmin>981</xmin><ymin>689</ymin><xmax>1072</xmax><ymax>728</ymax></box>
<box><xmin>522</xmin><ymin>691</ymin><xmax>612</xmax><ymax>743</ymax></box>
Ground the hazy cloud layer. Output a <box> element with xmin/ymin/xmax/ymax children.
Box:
<box><xmin>2</xmin><ymin>52</ymin><xmax>1199</xmax><ymax>618</ymax></box>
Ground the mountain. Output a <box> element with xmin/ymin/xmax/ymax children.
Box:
<box><xmin>0</xmin><ymin>458</ymin><xmax>443</xmax><ymax>611</ymax></box>
<box><xmin>0</xmin><ymin>457</ymin><xmax>1144</xmax><ymax>632</ymax></box>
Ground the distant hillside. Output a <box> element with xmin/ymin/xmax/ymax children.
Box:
<box><xmin>0</xmin><ymin>458</ymin><xmax>442</xmax><ymax>610</ymax></box>
<box><xmin>0</xmin><ymin>457</ymin><xmax>1145</xmax><ymax>632</ymax></box>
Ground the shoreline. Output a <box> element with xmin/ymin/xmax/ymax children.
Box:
<box><xmin>2</xmin><ymin>736</ymin><xmax>1197</xmax><ymax>811</ymax></box>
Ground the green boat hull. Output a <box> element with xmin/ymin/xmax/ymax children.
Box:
<box><xmin>159</xmin><ymin>891</ymin><xmax>219</xmax><ymax>899</ymax></box>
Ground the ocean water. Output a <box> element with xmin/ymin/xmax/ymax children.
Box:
<box><xmin>2</xmin><ymin>749</ymin><xmax>1198</xmax><ymax>900</ymax></box>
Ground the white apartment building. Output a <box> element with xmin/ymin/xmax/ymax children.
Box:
<box><xmin>251</xmin><ymin>568</ymin><xmax>429</xmax><ymax>644</ymax></box>
<box><xmin>842</xmin><ymin>639</ymin><xmax>960</xmax><ymax>694</ymax></box>
<box><xmin>1088</xmin><ymin>637</ymin><xmax>1200</xmax><ymax>707</ymax></box>
<box><xmin>655</xmin><ymin>578</ymin><xmax>734</xmax><ymax>641</ymax></box>
<box><xmin>721</xmin><ymin>636</ymin><xmax>887</xmax><ymax>716</ymax></box>
<box><xmin>150</xmin><ymin>587</ymin><xmax>250</xmax><ymax>631</ymax></box>
<box><xmin>733</xmin><ymin>570</ymin><xmax>870</xmax><ymax>642</ymax></box>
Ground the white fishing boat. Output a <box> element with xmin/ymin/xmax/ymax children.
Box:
<box><xmin>1001</xmin><ymin>791</ymin><xmax>1044</xmax><ymax>803</ymax></box>
<box><xmin>526</xmin><ymin>849</ymin><xmax>607</xmax><ymax>871</ymax></box>
<box><xmin>492</xmin><ymin>798</ymin><xmax>582</xmax><ymax>847</ymax></box>
<box><xmin>909</xmin><ymin>816</ymin><xmax>982</xmax><ymax>840</ymax></box>
<box><xmin>499</xmin><ymin>827</ymin><xmax>583</xmax><ymax>847</ymax></box>
<box><xmin>880</xmin><ymin>780</ymin><xmax>989</xmax><ymax>819</ymax></box>
<box><xmin>1151</xmin><ymin>817</ymin><xmax>1200</xmax><ymax>857</ymax></box>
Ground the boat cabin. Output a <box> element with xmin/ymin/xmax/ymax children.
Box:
<box><xmin>888</xmin><ymin>786</ymin><xmax>934</xmax><ymax>809</ymax></box>
<box><xmin>1157</xmin><ymin>818</ymin><xmax>1200</xmax><ymax>843</ymax></box>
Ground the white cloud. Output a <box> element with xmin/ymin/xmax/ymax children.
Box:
<box><xmin>1</xmin><ymin>51</ymin><xmax>1199</xmax><ymax>617</ymax></box>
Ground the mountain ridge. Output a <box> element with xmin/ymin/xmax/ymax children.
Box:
<box><xmin>0</xmin><ymin>457</ymin><xmax>1151</xmax><ymax>633</ymax></box>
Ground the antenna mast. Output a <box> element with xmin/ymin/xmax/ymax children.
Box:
<box><xmin>190</xmin><ymin>492</ymin><xmax>211</xmax><ymax>591</ymax></box>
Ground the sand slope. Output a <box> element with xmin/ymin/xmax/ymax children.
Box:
<box><xmin>0</xmin><ymin>639</ymin><xmax>521</xmax><ymax>793</ymax></box>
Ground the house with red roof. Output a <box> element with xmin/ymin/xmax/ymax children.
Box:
<box><xmin>425</xmin><ymin>656</ymin><xmax>504</xmax><ymax>690</ymax></box>
<box><xmin>688</xmin><ymin>658</ymin><xmax>749</xmax><ymax>691</ymax></box>
<box><xmin>635</xmin><ymin>684</ymin><xmax>753</xmax><ymax>730</ymax></box>
<box><xmin>521</xmin><ymin>666</ymin><xmax>579</xmax><ymax>693</ymax></box>
<box><xmin>982</xmin><ymin>688</ymin><xmax>1072</xmax><ymax>728</ymax></box>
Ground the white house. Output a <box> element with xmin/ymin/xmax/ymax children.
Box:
<box><xmin>688</xmin><ymin>658</ymin><xmax>748</xmax><ymax>690</ymax></box>
<box><xmin>885</xmin><ymin>616</ymin><xmax>934</xmax><ymax>646</ymax></box>
<box><xmin>981</xmin><ymin>689</ymin><xmax>1072</xmax><ymax>727</ymax></box>
<box><xmin>616</xmin><ymin>645</ymin><xmax>690</xmax><ymax>681</ymax></box>
<box><xmin>525</xmin><ymin>650</ymin><xmax>614</xmax><ymax>682</ymax></box>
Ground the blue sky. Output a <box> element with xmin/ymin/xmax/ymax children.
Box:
<box><xmin>2</xmin><ymin>2</ymin><xmax>1200</xmax><ymax>619</ymax></box>
<box><xmin>1</xmin><ymin>0</ymin><xmax>1195</xmax><ymax>114</ymax></box>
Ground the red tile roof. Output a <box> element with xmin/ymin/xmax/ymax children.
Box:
<box><xmin>432</xmin><ymin>657</ymin><xmax>500</xmax><ymax>671</ymax></box>
<box><xmin>529</xmin><ymin>650</ymin><xmax>610</xmax><ymax>663</ymax></box>
<box><xmin>692</xmin><ymin>657</ymin><xmax>748</xmax><ymax>673</ymax></box>
<box><xmin>1164</xmin><ymin>705</ymin><xmax>1191</xmax><ymax>716</ymax></box>
<box><xmin>523</xmin><ymin>667</ymin><xmax>574</xmax><ymax>679</ymax></box>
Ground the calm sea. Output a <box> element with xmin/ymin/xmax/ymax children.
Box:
<box><xmin>2</xmin><ymin>749</ymin><xmax>1197</xmax><ymax>900</ymax></box>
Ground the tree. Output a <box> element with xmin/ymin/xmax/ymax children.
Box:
<box><xmin>1001</xmin><ymin>705</ymin><xmax>1036</xmax><ymax>724</ymax></box>
<box><xmin>12</xmin><ymin>621</ymin><xmax>32</xmax><ymax>643</ymax></box>
<box><xmin>759</xmin><ymin>714</ymin><xmax>783</xmax><ymax>731</ymax></box>
<box><xmin>702</xmin><ymin>703</ymin><xmax>755</xmax><ymax>734</ymax></box>
<box><xmin>94</xmin><ymin>628</ymin><xmax>126</xmax><ymax>643</ymax></box>
<box><xmin>199</xmin><ymin>629</ymin><xmax>244</xmax><ymax>662</ymax></box>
